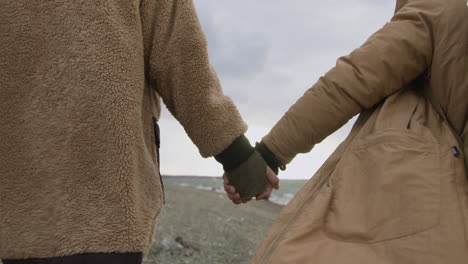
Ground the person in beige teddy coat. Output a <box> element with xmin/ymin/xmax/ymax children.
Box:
<box><xmin>0</xmin><ymin>1</ymin><xmax>278</xmax><ymax>263</ymax></box>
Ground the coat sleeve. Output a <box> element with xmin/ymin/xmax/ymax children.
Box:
<box><xmin>262</xmin><ymin>1</ymin><xmax>436</xmax><ymax>164</ymax></box>
<box><xmin>140</xmin><ymin>0</ymin><xmax>247</xmax><ymax>157</ymax></box>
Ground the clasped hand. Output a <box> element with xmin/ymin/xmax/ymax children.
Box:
<box><xmin>223</xmin><ymin>166</ymin><xmax>279</xmax><ymax>204</ymax></box>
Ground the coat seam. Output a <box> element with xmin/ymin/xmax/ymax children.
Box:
<box><xmin>258</xmin><ymin>168</ymin><xmax>335</xmax><ymax>264</ymax></box>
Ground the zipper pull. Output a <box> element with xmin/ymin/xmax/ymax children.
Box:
<box><xmin>452</xmin><ymin>146</ymin><xmax>461</xmax><ymax>158</ymax></box>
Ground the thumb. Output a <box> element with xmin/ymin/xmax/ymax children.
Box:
<box><xmin>266</xmin><ymin>166</ymin><xmax>279</xmax><ymax>190</ymax></box>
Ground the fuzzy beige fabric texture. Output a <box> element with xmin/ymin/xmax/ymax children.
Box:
<box><xmin>0</xmin><ymin>0</ymin><xmax>246</xmax><ymax>259</ymax></box>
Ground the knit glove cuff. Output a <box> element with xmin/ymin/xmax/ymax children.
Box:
<box><xmin>215</xmin><ymin>135</ymin><xmax>254</xmax><ymax>172</ymax></box>
<box><xmin>255</xmin><ymin>141</ymin><xmax>286</xmax><ymax>175</ymax></box>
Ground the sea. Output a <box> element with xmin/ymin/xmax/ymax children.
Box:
<box><xmin>161</xmin><ymin>175</ymin><xmax>308</xmax><ymax>206</ymax></box>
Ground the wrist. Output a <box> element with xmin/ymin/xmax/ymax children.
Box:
<box><xmin>215</xmin><ymin>135</ymin><xmax>255</xmax><ymax>172</ymax></box>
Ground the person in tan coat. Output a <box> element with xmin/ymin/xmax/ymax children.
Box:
<box><xmin>0</xmin><ymin>0</ymin><xmax>278</xmax><ymax>263</ymax></box>
<box><xmin>226</xmin><ymin>0</ymin><xmax>468</xmax><ymax>263</ymax></box>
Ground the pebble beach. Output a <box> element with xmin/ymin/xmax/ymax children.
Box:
<box><xmin>144</xmin><ymin>184</ymin><xmax>283</xmax><ymax>264</ymax></box>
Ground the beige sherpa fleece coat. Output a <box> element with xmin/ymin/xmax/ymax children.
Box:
<box><xmin>0</xmin><ymin>0</ymin><xmax>246</xmax><ymax>259</ymax></box>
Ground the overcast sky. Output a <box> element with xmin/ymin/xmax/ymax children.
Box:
<box><xmin>159</xmin><ymin>0</ymin><xmax>396</xmax><ymax>179</ymax></box>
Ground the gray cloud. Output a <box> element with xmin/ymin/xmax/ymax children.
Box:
<box><xmin>191</xmin><ymin>0</ymin><xmax>396</xmax><ymax>124</ymax></box>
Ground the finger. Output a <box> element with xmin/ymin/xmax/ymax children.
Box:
<box><xmin>256</xmin><ymin>192</ymin><xmax>268</xmax><ymax>200</ymax></box>
<box><xmin>266</xmin><ymin>167</ymin><xmax>280</xmax><ymax>190</ymax></box>
<box><xmin>242</xmin><ymin>198</ymin><xmax>252</xmax><ymax>203</ymax></box>
<box><xmin>227</xmin><ymin>192</ymin><xmax>240</xmax><ymax>201</ymax></box>
<box><xmin>223</xmin><ymin>174</ymin><xmax>238</xmax><ymax>194</ymax></box>
<box><xmin>268</xmin><ymin>170</ymin><xmax>279</xmax><ymax>190</ymax></box>
<box><xmin>256</xmin><ymin>191</ymin><xmax>269</xmax><ymax>200</ymax></box>
<box><xmin>256</xmin><ymin>184</ymin><xmax>273</xmax><ymax>200</ymax></box>
<box><xmin>266</xmin><ymin>181</ymin><xmax>273</xmax><ymax>194</ymax></box>
<box><xmin>224</xmin><ymin>184</ymin><xmax>236</xmax><ymax>194</ymax></box>
<box><xmin>233</xmin><ymin>199</ymin><xmax>243</xmax><ymax>205</ymax></box>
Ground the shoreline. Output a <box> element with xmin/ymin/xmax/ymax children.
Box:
<box><xmin>161</xmin><ymin>176</ymin><xmax>306</xmax><ymax>206</ymax></box>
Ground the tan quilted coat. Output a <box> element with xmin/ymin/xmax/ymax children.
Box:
<box><xmin>253</xmin><ymin>0</ymin><xmax>468</xmax><ymax>263</ymax></box>
<box><xmin>0</xmin><ymin>0</ymin><xmax>247</xmax><ymax>259</ymax></box>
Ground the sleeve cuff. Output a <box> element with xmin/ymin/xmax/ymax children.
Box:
<box><xmin>255</xmin><ymin>141</ymin><xmax>286</xmax><ymax>175</ymax></box>
<box><xmin>215</xmin><ymin>135</ymin><xmax>255</xmax><ymax>172</ymax></box>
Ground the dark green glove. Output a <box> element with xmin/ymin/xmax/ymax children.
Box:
<box><xmin>215</xmin><ymin>135</ymin><xmax>268</xmax><ymax>199</ymax></box>
<box><xmin>224</xmin><ymin>150</ymin><xmax>267</xmax><ymax>199</ymax></box>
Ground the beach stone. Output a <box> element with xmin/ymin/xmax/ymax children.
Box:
<box><xmin>161</xmin><ymin>237</ymin><xmax>183</xmax><ymax>251</ymax></box>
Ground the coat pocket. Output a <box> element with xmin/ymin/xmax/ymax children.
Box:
<box><xmin>324</xmin><ymin>129</ymin><xmax>441</xmax><ymax>243</ymax></box>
